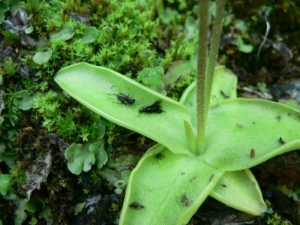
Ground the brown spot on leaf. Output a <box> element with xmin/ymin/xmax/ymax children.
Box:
<box><xmin>250</xmin><ymin>148</ymin><xmax>255</xmax><ymax>158</ymax></box>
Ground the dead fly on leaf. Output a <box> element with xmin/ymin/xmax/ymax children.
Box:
<box><xmin>116</xmin><ymin>93</ymin><xmax>135</xmax><ymax>105</ymax></box>
<box><xmin>189</xmin><ymin>176</ymin><xmax>196</xmax><ymax>183</ymax></box>
<box><xmin>155</xmin><ymin>153</ymin><xmax>165</xmax><ymax>160</ymax></box>
<box><xmin>279</xmin><ymin>137</ymin><xmax>286</xmax><ymax>145</ymax></box>
<box><xmin>250</xmin><ymin>148</ymin><xmax>255</xmax><ymax>158</ymax></box>
<box><xmin>129</xmin><ymin>202</ymin><xmax>144</xmax><ymax>210</ymax></box>
<box><xmin>181</xmin><ymin>194</ymin><xmax>190</xmax><ymax>207</ymax></box>
<box><xmin>209</xmin><ymin>174</ymin><xmax>214</xmax><ymax>182</ymax></box>
<box><xmin>139</xmin><ymin>100</ymin><xmax>163</xmax><ymax>114</ymax></box>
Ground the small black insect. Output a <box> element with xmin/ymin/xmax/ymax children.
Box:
<box><xmin>139</xmin><ymin>100</ymin><xmax>163</xmax><ymax>114</ymax></box>
<box><xmin>279</xmin><ymin>137</ymin><xmax>286</xmax><ymax>145</ymax></box>
<box><xmin>117</xmin><ymin>93</ymin><xmax>135</xmax><ymax>105</ymax></box>
<box><xmin>220</xmin><ymin>91</ymin><xmax>229</xmax><ymax>99</ymax></box>
<box><xmin>236</xmin><ymin>123</ymin><xmax>243</xmax><ymax>128</ymax></box>
<box><xmin>129</xmin><ymin>202</ymin><xmax>144</xmax><ymax>210</ymax></box>
<box><xmin>209</xmin><ymin>174</ymin><xmax>214</xmax><ymax>182</ymax></box>
<box><xmin>155</xmin><ymin>153</ymin><xmax>165</xmax><ymax>160</ymax></box>
<box><xmin>181</xmin><ymin>194</ymin><xmax>190</xmax><ymax>207</ymax></box>
<box><xmin>189</xmin><ymin>176</ymin><xmax>197</xmax><ymax>183</ymax></box>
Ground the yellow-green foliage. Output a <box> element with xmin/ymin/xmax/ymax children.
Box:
<box><xmin>267</xmin><ymin>213</ymin><xmax>292</xmax><ymax>225</ymax></box>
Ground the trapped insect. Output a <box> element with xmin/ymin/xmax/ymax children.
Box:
<box><xmin>279</xmin><ymin>137</ymin><xmax>286</xmax><ymax>145</ymax></box>
<box><xmin>116</xmin><ymin>93</ymin><xmax>135</xmax><ymax>105</ymax></box>
<box><xmin>209</xmin><ymin>174</ymin><xmax>214</xmax><ymax>182</ymax></box>
<box><xmin>129</xmin><ymin>202</ymin><xmax>144</xmax><ymax>210</ymax></box>
<box><xmin>155</xmin><ymin>153</ymin><xmax>165</xmax><ymax>160</ymax></box>
<box><xmin>250</xmin><ymin>148</ymin><xmax>255</xmax><ymax>158</ymax></box>
<box><xmin>139</xmin><ymin>100</ymin><xmax>163</xmax><ymax>114</ymax></box>
<box><xmin>181</xmin><ymin>194</ymin><xmax>190</xmax><ymax>207</ymax></box>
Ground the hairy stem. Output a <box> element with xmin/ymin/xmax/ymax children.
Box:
<box><xmin>197</xmin><ymin>0</ymin><xmax>225</xmax><ymax>154</ymax></box>
<box><xmin>196</xmin><ymin>0</ymin><xmax>209</xmax><ymax>153</ymax></box>
<box><xmin>205</xmin><ymin>0</ymin><xmax>225</xmax><ymax>111</ymax></box>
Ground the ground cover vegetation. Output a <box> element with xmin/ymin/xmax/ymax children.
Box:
<box><xmin>0</xmin><ymin>0</ymin><xmax>300</xmax><ymax>224</ymax></box>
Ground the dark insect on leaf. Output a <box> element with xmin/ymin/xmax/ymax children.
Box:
<box><xmin>129</xmin><ymin>202</ymin><xmax>144</xmax><ymax>210</ymax></box>
<box><xmin>189</xmin><ymin>176</ymin><xmax>196</xmax><ymax>182</ymax></box>
<box><xmin>220</xmin><ymin>91</ymin><xmax>229</xmax><ymax>99</ymax></box>
<box><xmin>236</xmin><ymin>123</ymin><xmax>243</xmax><ymax>128</ymax></box>
<box><xmin>155</xmin><ymin>153</ymin><xmax>165</xmax><ymax>160</ymax></box>
<box><xmin>181</xmin><ymin>194</ymin><xmax>190</xmax><ymax>207</ymax></box>
<box><xmin>209</xmin><ymin>174</ymin><xmax>214</xmax><ymax>182</ymax></box>
<box><xmin>250</xmin><ymin>148</ymin><xmax>255</xmax><ymax>158</ymax></box>
<box><xmin>279</xmin><ymin>137</ymin><xmax>286</xmax><ymax>145</ymax></box>
<box><xmin>117</xmin><ymin>93</ymin><xmax>135</xmax><ymax>105</ymax></box>
<box><xmin>139</xmin><ymin>100</ymin><xmax>163</xmax><ymax>114</ymax></box>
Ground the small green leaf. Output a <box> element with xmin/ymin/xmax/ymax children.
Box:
<box><xmin>24</xmin><ymin>25</ymin><xmax>34</xmax><ymax>34</ymax></box>
<box><xmin>13</xmin><ymin>90</ymin><xmax>34</xmax><ymax>110</ymax></box>
<box><xmin>65</xmin><ymin>143</ymin><xmax>95</xmax><ymax>175</ymax></box>
<box><xmin>74</xmin><ymin>202</ymin><xmax>86</xmax><ymax>215</ymax></box>
<box><xmin>162</xmin><ymin>56</ymin><xmax>196</xmax><ymax>86</ymax></box>
<box><xmin>81</xmin><ymin>26</ymin><xmax>99</xmax><ymax>43</ymax></box>
<box><xmin>94</xmin><ymin>122</ymin><xmax>105</xmax><ymax>139</ymax></box>
<box><xmin>33</xmin><ymin>49</ymin><xmax>52</xmax><ymax>65</ymax></box>
<box><xmin>183</xmin><ymin>120</ymin><xmax>197</xmax><ymax>153</ymax></box>
<box><xmin>89</xmin><ymin>141</ymin><xmax>108</xmax><ymax>169</ymax></box>
<box><xmin>50</xmin><ymin>25</ymin><xmax>74</xmax><ymax>41</ymax></box>
<box><xmin>83</xmin><ymin>151</ymin><xmax>95</xmax><ymax>172</ymax></box>
<box><xmin>98</xmin><ymin>153</ymin><xmax>140</xmax><ymax>186</ymax></box>
<box><xmin>25</xmin><ymin>199</ymin><xmax>41</xmax><ymax>213</ymax></box>
<box><xmin>210</xmin><ymin>169</ymin><xmax>267</xmax><ymax>215</ymax></box>
<box><xmin>137</xmin><ymin>67</ymin><xmax>165</xmax><ymax>94</ymax></box>
<box><xmin>236</xmin><ymin>36</ymin><xmax>253</xmax><ymax>53</ymax></box>
<box><xmin>0</xmin><ymin>174</ymin><xmax>13</xmax><ymax>195</ymax></box>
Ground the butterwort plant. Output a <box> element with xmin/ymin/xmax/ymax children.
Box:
<box><xmin>54</xmin><ymin>0</ymin><xmax>300</xmax><ymax>224</ymax></box>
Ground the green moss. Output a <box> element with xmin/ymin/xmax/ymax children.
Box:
<box><xmin>267</xmin><ymin>213</ymin><xmax>292</xmax><ymax>225</ymax></box>
<box><xmin>2</xmin><ymin>58</ymin><xmax>18</xmax><ymax>76</ymax></box>
<box><xmin>0</xmin><ymin>1</ymin><xmax>201</xmax><ymax>222</ymax></box>
<box><xmin>137</xmin><ymin>67</ymin><xmax>166</xmax><ymax>94</ymax></box>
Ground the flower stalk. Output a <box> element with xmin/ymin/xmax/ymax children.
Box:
<box><xmin>197</xmin><ymin>0</ymin><xmax>225</xmax><ymax>154</ymax></box>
